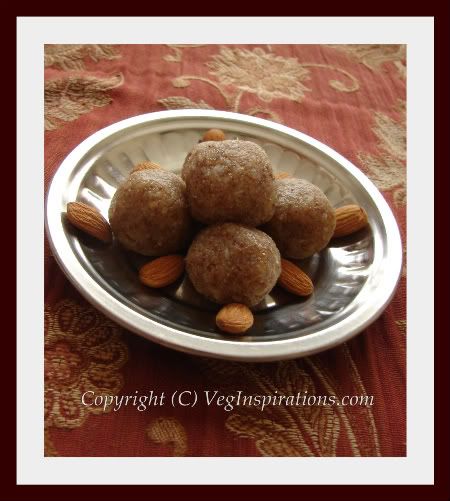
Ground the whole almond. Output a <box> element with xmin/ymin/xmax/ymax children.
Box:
<box><xmin>66</xmin><ymin>202</ymin><xmax>112</xmax><ymax>243</ymax></box>
<box><xmin>130</xmin><ymin>161</ymin><xmax>162</xmax><ymax>175</ymax></box>
<box><xmin>139</xmin><ymin>255</ymin><xmax>185</xmax><ymax>288</ymax></box>
<box><xmin>333</xmin><ymin>205</ymin><xmax>368</xmax><ymax>238</ymax></box>
<box><xmin>275</xmin><ymin>171</ymin><xmax>291</xmax><ymax>180</ymax></box>
<box><xmin>216</xmin><ymin>303</ymin><xmax>254</xmax><ymax>335</ymax></box>
<box><xmin>202</xmin><ymin>128</ymin><xmax>225</xmax><ymax>142</ymax></box>
<box><xmin>278</xmin><ymin>259</ymin><xmax>314</xmax><ymax>296</ymax></box>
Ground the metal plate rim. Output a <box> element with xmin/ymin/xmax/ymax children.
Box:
<box><xmin>46</xmin><ymin>109</ymin><xmax>402</xmax><ymax>361</ymax></box>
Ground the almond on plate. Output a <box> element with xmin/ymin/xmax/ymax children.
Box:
<box><xmin>66</xmin><ymin>202</ymin><xmax>112</xmax><ymax>243</ymax></box>
<box><xmin>333</xmin><ymin>205</ymin><xmax>369</xmax><ymax>238</ymax></box>
<box><xmin>201</xmin><ymin>128</ymin><xmax>225</xmax><ymax>142</ymax></box>
<box><xmin>274</xmin><ymin>171</ymin><xmax>291</xmax><ymax>180</ymax></box>
<box><xmin>139</xmin><ymin>255</ymin><xmax>185</xmax><ymax>288</ymax></box>
<box><xmin>130</xmin><ymin>161</ymin><xmax>162</xmax><ymax>175</ymax></box>
<box><xmin>278</xmin><ymin>258</ymin><xmax>314</xmax><ymax>296</ymax></box>
<box><xmin>216</xmin><ymin>303</ymin><xmax>254</xmax><ymax>334</ymax></box>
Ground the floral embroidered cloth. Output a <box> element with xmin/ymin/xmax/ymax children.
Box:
<box><xmin>44</xmin><ymin>44</ymin><xmax>406</xmax><ymax>457</ymax></box>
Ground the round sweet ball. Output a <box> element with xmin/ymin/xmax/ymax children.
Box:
<box><xmin>181</xmin><ymin>139</ymin><xmax>275</xmax><ymax>226</ymax></box>
<box><xmin>186</xmin><ymin>223</ymin><xmax>281</xmax><ymax>307</ymax></box>
<box><xmin>264</xmin><ymin>178</ymin><xmax>336</xmax><ymax>259</ymax></box>
<box><xmin>109</xmin><ymin>169</ymin><xmax>192</xmax><ymax>256</ymax></box>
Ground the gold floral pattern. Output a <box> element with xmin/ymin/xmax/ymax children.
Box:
<box><xmin>147</xmin><ymin>417</ymin><xmax>188</xmax><ymax>456</ymax></box>
<box><xmin>158</xmin><ymin>96</ymin><xmax>213</xmax><ymax>110</ymax></box>
<box><xmin>207</xmin><ymin>47</ymin><xmax>311</xmax><ymax>103</ymax></box>
<box><xmin>330</xmin><ymin>44</ymin><xmax>406</xmax><ymax>79</ymax></box>
<box><xmin>45</xmin><ymin>44</ymin><xmax>120</xmax><ymax>70</ymax></box>
<box><xmin>201</xmin><ymin>347</ymin><xmax>380</xmax><ymax>457</ymax></box>
<box><xmin>358</xmin><ymin>100</ymin><xmax>406</xmax><ymax>206</ymax></box>
<box><xmin>163</xmin><ymin>46</ymin><xmax>359</xmax><ymax>122</ymax></box>
<box><xmin>395</xmin><ymin>320</ymin><xmax>406</xmax><ymax>335</ymax></box>
<box><xmin>44</xmin><ymin>429</ymin><xmax>58</xmax><ymax>457</ymax></box>
<box><xmin>45</xmin><ymin>74</ymin><xmax>123</xmax><ymax>131</ymax></box>
<box><xmin>45</xmin><ymin>299</ymin><xmax>128</xmax><ymax>429</ymax></box>
<box><xmin>225</xmin><ymin>362</ymin><xmax>340</xmax><ymax>456</ymax></box>
<box><xmin>163</xmin><ymin>45</ymin><xmax>206</xmax><ymax>63</ymax></box>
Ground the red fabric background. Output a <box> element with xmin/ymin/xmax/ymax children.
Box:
<box><xmin>44</xmin><ymin>44</ymin><xmax>406</xmax><ymax>457</ymax></box>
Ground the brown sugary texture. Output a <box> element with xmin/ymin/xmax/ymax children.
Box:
<box><xmin>109</xmin><ymin>169</ymin><xmax>192</xmax><ymax>256</ymax></box>
<box><xmin>181</xmin><ymin>139</ymin><xmax>275</xmax><ymax>226</ymax></box>
<box><xmin>186</xmin><ymin>223</ymin><xmax>281</xmax><ymax>307</ymax></box>
<box><xmin>264</xmin><ymin>178</ymin><xmax>336</xmax><ymax>259</ymax></box>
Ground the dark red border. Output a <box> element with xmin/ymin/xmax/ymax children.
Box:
<box><xmin>12</xmin><ymin>7</ymin><xmax>450</xmax><ymax>501</ymax></box>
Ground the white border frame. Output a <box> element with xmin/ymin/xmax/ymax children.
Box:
<box><xmin>17</xmin><ymin>16</ymin><xmax>434</xmax><ymax>485</ymax></box>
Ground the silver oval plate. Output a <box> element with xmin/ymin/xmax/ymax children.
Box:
<box><xmin>46</xmin><ymin>110</ymin><xmax>402</xmax><ymax>361</ymax></box>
